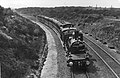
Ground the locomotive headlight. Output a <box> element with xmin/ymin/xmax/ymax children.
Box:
<box><xmin>86</xmin><ymin>61</ymin><xmax>90</xmax><ymax>65</ymax></box>
<box><xmin>69</xmin><ymin>62</ymin><xmax>73</xmax><ymax>66</ymax></box>
<box><xmin>78</xmin><ymin>61</ymin><xmax>81</xmax><ymax>66</ymax></box>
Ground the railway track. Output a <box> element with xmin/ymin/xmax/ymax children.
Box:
<box><xmin>84</xmin><ymin>35</ymin><xmax>120</xmax><ymax>78</ymax></box>
<box><xmin>71</xmin><ymin>70</ymin><xmax>90</xmax><ymax>78</ymax></box>
<box><xmin>71</xmin><ymin>69</ymin><xmax>75</xmax><ymax>78</ymax></box>
<box><xmin>85</xmin><ymin>72</ymin><xmax>90</xmax><ymax>78</ymax></box>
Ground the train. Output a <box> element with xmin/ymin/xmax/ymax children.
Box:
<box><xmin>61</xmin><ymin>23</ymin><xmax>90</xmax><ymax>71</ymax></box>
<box><xmin>37</xmin><ymin>15</ymin><xmax>91</xmax><ymax>71</ymax></box>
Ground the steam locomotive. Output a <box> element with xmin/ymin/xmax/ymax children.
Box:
<box><xmin>61</xmin><ymin>23</ymin><xmax>90</xmax><ymax>71</ymax></box>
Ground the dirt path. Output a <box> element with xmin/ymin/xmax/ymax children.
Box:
<box><xmin>34</xmin><ymin>22</ymin><xmax>58</xmax><ymax>78</ymax></box>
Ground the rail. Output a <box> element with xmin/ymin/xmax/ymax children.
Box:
<box><xmin>85</xmin><ymin>72</ymin><xmax>90</xmax><ymax>78</ymax></box>
<box><xmin>84</xmin><ymin>35</ymin><xmax>120</xmax><ymax>65</ymax></box>
<box><xmin>71</xmin><ymin>70</ymin><xmax>90</xmax><ymax>78</ymax></box>
<box><xmin>36</xmin><ymin>15</ymin><xmax>64</xmax><ymax>46</ymax></box>
<box><xmin>84</xmin><ymin>40</ymin><xmax>120</xmax><ymax>78</ymax></box>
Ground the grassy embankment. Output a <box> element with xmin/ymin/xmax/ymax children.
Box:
<box><xmin>0</xmin><ymin>6</ymin><xmax>47</xmax><ymax>78</ymax></box>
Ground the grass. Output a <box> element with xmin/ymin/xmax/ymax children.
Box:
<box><xmin>0</xmin><ymin>6</ymin><xmax>47</xmax><ymax>78</ymax></box>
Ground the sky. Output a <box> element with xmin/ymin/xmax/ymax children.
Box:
<box><xmin>0</xmin><ymin>0</ymin><xmax>120</xmax><ymax>8</ymax></box>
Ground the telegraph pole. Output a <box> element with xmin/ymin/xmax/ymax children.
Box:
<box><xmin>96</xmin><ymin>4</ymin><xmax>97</xmax><ymax>9</ymax></box>
<box><xmin>111</xmin><ymin>5</ymin><xmax>113</xmax><ymax>9</ymax></box>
